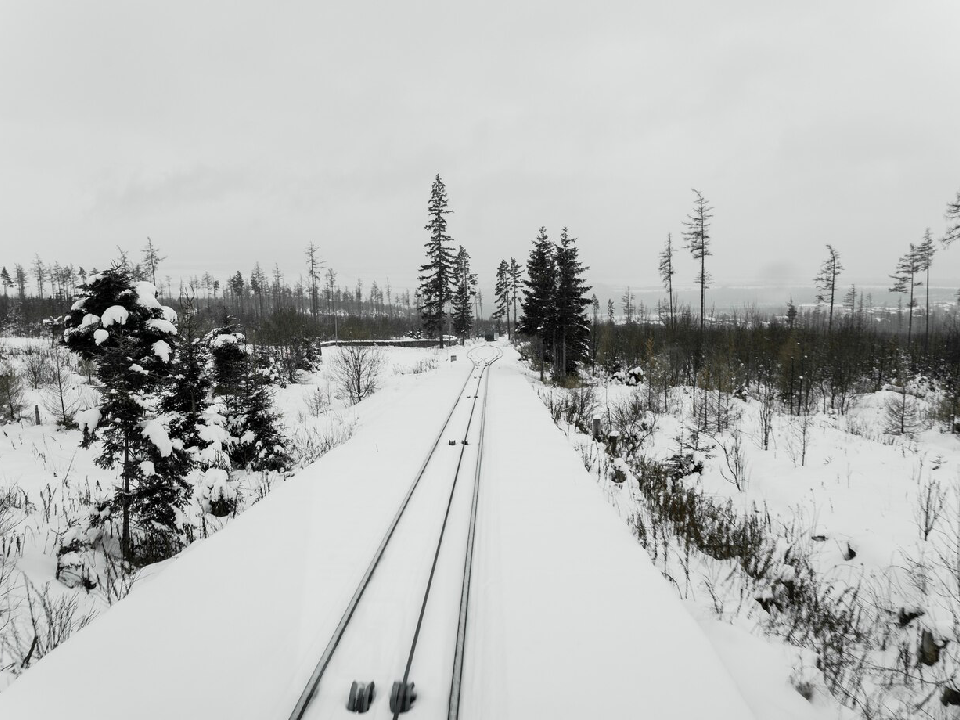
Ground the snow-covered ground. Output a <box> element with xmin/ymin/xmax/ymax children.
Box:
<box><xmin>540</xmin><ymin>369</ymin><xmax>960</xmax><ymax>718</ymax></box>
<box><xmin>0</xmin><ymin>338</ymin><xmax>451</xmax><ymax>690</ymax></box>
<box><xmin>4</xmin><ymin>337</ymin><xmax>947</xmax><ymax>718</ymax></box>
<box><xmin>0</xmin><ymin>342</ymin><xmax>781</xmax><ymax>719</ymax></box>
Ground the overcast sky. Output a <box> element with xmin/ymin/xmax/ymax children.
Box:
<box><xmin>1</xmin><ymin>1</ymin><xmax>958</xmax><ymax>302</ymax></box>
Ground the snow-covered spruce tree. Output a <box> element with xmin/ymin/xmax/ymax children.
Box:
<box><xmin>418</xmin><ymin>174</ymin><xmax>456</xmax><ymax>346</ymax></box>
<box><xmin>553</xmin><ymin>227</ymin><xmax>592</xmax><ymax>378</ymax></box>
<box><xmin>160</xmin><ymin>301</ymin><xmax>229</xmax><ymax>473</ymax></box>
<box><xmin>519</xmin><ymin>227</ymin><xmax>556</xmax><ymax>381</ymax></box>
<box><xmin>493</xmin><ymin>260</ymin><xmax>510</xmax><ymax>338</ymax></box>
<box><xmin>450</xmin><ymin>245</ymin><xmax>475</xmax><ymax>344</ymax></box>
<box><xmin>62</xmin><ymin>263</ymin><xmax>182</xmax><ymax>563</ymax></box>
<box><xmin>208</xmin><ymin>324</ymin><xmax>289</xmax><ymax>472</ymax></box>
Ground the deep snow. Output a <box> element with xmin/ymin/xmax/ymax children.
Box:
<box><xmin>0</xmin><ymin>345</ymin><xmax>765</xmax><ymax>719</ymax></box>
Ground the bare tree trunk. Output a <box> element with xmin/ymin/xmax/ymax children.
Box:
<box><xmin>122</xmin><ymin>435</ymin><xmax>130</xmax><ymax>565</ymax></box>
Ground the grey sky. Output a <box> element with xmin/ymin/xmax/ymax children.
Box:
<box><xmin>1</xmin><ymin>1</ymin><xmax>958</xmax><ymax>301</ymax></box>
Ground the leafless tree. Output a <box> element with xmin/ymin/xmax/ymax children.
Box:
<box><xmin>331</xmin><ymin>345</ymin><xmax>385</xmax><ymax>405</ymax></box>
<box><xmin>41</xmin><ymin>345</ymin><xmax>89</xmax><ymax>428</ymax></box>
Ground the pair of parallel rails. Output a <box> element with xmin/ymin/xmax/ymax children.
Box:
<box><xmin>289</xmin><ymin>346</ymin><xmax>501</xmax><ymax>719</ymax></box>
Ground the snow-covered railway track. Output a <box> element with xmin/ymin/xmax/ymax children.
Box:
<box><xmin>289</xmin><ymin>344</ymin><xmax>501</xmax><ymax>720</ymax></box>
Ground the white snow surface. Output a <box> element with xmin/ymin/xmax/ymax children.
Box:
<box><xmin>141</xmin><ymin>418</ymin><xmax>172</xmax><ymax>457</ymax></box>
<box><xmin>147</xmin><ymin>318</ymin><xmax>177</xmax><ymax>336</ymax></box>
<box><xmin>100</xmin><ymin>305</ymin><xmax>129</xmax><ymax>327</ymax></box>
<box><xmin>0</xmin><ymin>346</ymin><xmax>754</xmax><ymax>719</ymax></box>
<box><xmin>459</xmin><ymin>356</ymin><xmax>753</xmax><ymax>719</ymax></box>
<box><xmin>74</xmin><ymin>407</ymin><xmax>100</xmax><ymax>433</ymax></box>
<box><xmin>80</xmin><ymin>313</ymin><xmax>100</xmax><ymax>328</ymax></box>
<box><xmin>152</xmin><ymin>339</ymin><xmax>172</xmax><ymax>362</ymax></box>
<box><xmin>133</xmin><ymin>281</ymin><xmax>162</xmax><ymax>309</ymax></box>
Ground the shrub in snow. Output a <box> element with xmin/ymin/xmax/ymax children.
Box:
<box><xmin>40</xmin><ymin>344</ymin><xmax>91</xmax><ymax>429</ymax></box>
<box><xmin>196</xmin><ymin>468</ymin><xmax>238</xmax><ymax>517</ymax></box>
<box><xmin>3</xmin><ymin>578</ymin><xmax>97</xmax><ymax>672</ymax></box>
<box><xmin>332</xmin><ymin>344</ymin><xmax>385</xmax><ymax>406</ymax></box>
<box><xmin>884</xmin><ymin>385</ymin><xmax>922</xmax><ymax>437</ymax></box>
<box><xmin>55</xmin><ymin>491</ymin><xmax>112</xmax><ymax>590</ymax></box>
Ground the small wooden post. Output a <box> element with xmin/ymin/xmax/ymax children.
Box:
<box><xmin>608</xmin><ymin>430</ymin><xmax>620</xmax><ymax>455</ymax></box>
<box><xmin>34</xmin><ymin>405</ymin><xmax>41</xmax><ymax>425</ymax></box>
<box><xmin>592</xmin><ymin>416</ymin><xmax>601</xmax><ymax>441</ymax></box>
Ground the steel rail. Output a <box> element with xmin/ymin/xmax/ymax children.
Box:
<box><xmin>392</xmin><ymin>346</ymin><xmax>501</xmax><ymax>720</ymax></box>
<box><xmin>446</xmin><ymin>351</ymin><xmax>495</xmax><ymax>720</ymax></box>
<box><xmin>287</xmin><ymin>358</ymin><xmax>482</xmax><ymax>720</ymax></box>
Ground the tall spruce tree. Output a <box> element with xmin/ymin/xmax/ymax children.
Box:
<box><xmin>814</xmin><ymin>244</ymin><xmax>843</xmax><ymax>331</ymax></box>
<box><xmin>14</xmin><ymin>264</ymin><xmax>26</xmax><ymax>301</ymax></box>
<box><xmin>450</xmin><ymin>246</ymin><xmax>475</xmax><ymax>343</ymax></box>
<box><xmin>62</xmin><ymin>263</ymin><xmax>180</xmax><ymax>563</ymax></box>
<box><xmin>553</xmin><ymin>227</ymin><xmax>592</xmax><ymax>377</ymax></box>
<box><xmin>160</xmin><ymin>300</ymin><xmax>222</xmax><ymax>469</ymax></box>
<box><xmin>508</xmin><ymin>257</ymin><xmax>522</xmax><ymax>341</ymax></box>
<box><xmin>682</xmin><ymin>189</ymin><xmax>713</xmax><ymax>337</ymax></box>
<box><xmin>915</xmin><ymin>229</ymin><xmax>936</xmax><ymax>350</ymax></box>
<box><xmin>889</xmin><ymin>243</ymin><xmax>923</xmax><ymax>344</ymax></box>
<box><xmin>493</xmin><ymin>260</ymin><xmax>511</xmax><ymax>338</ymax></box>
<box><xmin>418</xmin><ymin>175</ymin><xmax>456</xmax><ymax>346</ymax></box>
<box><xmin>519</xmin><ymin>227</ymin><xmax>556</xmax><ymax>381</ymax></box>
<box><xmin>658</xmin><ymin>233</ymin><xmax>676</xmax><ymax>330</ymax></box>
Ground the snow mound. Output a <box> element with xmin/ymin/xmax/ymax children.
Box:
<box><xmin>142</xmin><ymin>419</ymin><xmax>172</xmax><ymax>457</ymax></box>
<box><xmin>148</xmin><ymin>319</ymin><xmax>177</xmax><ymax>336</ymax></box>
<box><xmin>101</xmin><ymin>305</ymin><xmax>129</xmax><ymax>327</ymax></box>
<box><xmin>134</xmin><ymin>281</ymin><xmax>162</xmax><ymax>309</ymax></box>
<box><xmin>152</xmin><ymin>340</ymin><xmax>172</xmax><ymax>363</ymax></box>
<box><xmin>74</xmin><ymin>407</ymin><xmax>101</xmax><ymax>433</ymax></box>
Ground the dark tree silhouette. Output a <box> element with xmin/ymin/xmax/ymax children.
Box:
<box><xmin>418</xmin><ymin>175</ymin><xmax>455</xmax><ymax>346</ymax></box>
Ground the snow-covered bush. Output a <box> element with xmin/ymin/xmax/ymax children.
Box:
<box><xmin>195</xmin><ymin>468</ymin><xmax>238</xmax><ymax>518</ymax></box>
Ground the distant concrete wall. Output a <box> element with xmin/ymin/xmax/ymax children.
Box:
<box><xmin>318</xmin><ymin>339</ymin><xmax>441</xmax><ymax>348</ymax></box>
